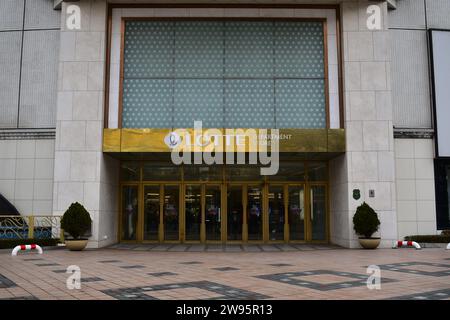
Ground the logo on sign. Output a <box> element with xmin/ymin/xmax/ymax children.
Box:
<box><xmin>164</xmin><ymin>132</ymin><xmax>182</xmax><ymax>149</ymax></box>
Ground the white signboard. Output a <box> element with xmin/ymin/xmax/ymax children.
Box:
<box><xmin>431</xmin><ymin>30</ymin><xmax>450</xmax><ymax>157</ymax></box>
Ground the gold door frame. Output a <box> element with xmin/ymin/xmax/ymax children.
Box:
<box><xmin>182</xmin><ymin>183</ymin><xmax>223</xmax><ymax>244</ymax></box>
<box><xmin>285</xmin><ymin>183</ymin><xmax>306</xmax><ymax>243</ymax></box>
<box><xmin>183</xmin><ymin>183</ymin><xmax>203</xmax><ymax>244</ymax></box>
<box><xmin>266</xmin><ymin>184</ymin><xmax>286</xmax><ymax>244</ymax></box>
<box><xmin>306</xmin><ymin>182</ymin><xmax>329</xmax><ymax>243</ymax></box>
<box><xmin>141</xmin><ymin>183</ymin><xmax>160</xmax><ymax>243</ymax></box>
<box><xmin>118</xmin><ymin>164</ymin><xmax>330</xmax><ymax>244</ymax></box>
<box><xmin>118</xmin><ymin>182</ymin><xmax>140</xmax><ymax>243</ymax></box>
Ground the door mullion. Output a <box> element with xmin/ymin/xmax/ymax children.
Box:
<box><xmin>200</xmin><ymin>184</ymin><xmax>206</xmax><ymax>243</ymax></box>
<box><xmin>221</xmin><ymin>183</ymin><xmax>227</xmax><ymax>243</ymax></box>
<box><xmin>242</xmin><ymin>184</ymin><xmax>248</xmax><ymax>242</ymax></box>
<box><xmin>305</xmin><ymin>184</ymin><xmax>312</xmax><ymax>242</ymax></box>
<box><xmin>263</xmin><ymin>183</ymin><xmax>268</xmax><ymax>243</ymax></box>
<box><xmin>137</xmin><ymin>184</ymin><xmax>143</xmax><ymax>242</ymax></box>
<box><xmin>284</xmin><ymin>184</ymin><xmax>289</xmax><ymax>243</ymax></box>
<box><xmin>180</xmin><ymin>183</ymin><xmax>184</xmax><ymax>243</ymax></box>
<box><xmin>159</xmin><ymin>185</ymin><xmax>164</xmax><ymax>242</ymax></box>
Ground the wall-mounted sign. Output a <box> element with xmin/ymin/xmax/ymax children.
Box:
<box><xmin>430</xmin><ymin>30</ymin><xmax>450</xmax><ymax>158</ymax></box>
<box><xmin>103</xmin><ymin>128</ymin><xmax>345</xmax><ymax>154</ymax></box>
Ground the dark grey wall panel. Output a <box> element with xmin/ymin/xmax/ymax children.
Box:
<box><xmin>0</xmin><ymin>0</ymin><xmax>24</xmax><ymax>31</ymax></box>
<box><xmin>389</xmin><ymin>0</ymin><xmax>426</xmax><ymax>29</ymax></box>
<box><xmin>426</xmin><ymin>0</ymin><xmax>450</xmax><ymax>29</ymax></box>
<box><xmin>19</xmin><ymin>30</ymin><xmax>59</xmax><ymax>128</ymax></box>
<box><xmin>391</xmin><ymin>29</ymin><xmax>431</xmax><ymax>128</ymax></box>
<box><xmin>0</xmin><ymin>32</ymin><xmax>22</xmax><ymax>128</ymax></box>
<box><xmin>24</xmin><ymin>0</ymin><xmax>60</xmax><ymax>30</ymax></box>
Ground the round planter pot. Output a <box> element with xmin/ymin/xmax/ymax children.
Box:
<box><xmin>358</xmin><ymin>238</ymin><xmax>381</xmax><ymax>249</ymax></box>
<box><xmin>65</xmin><ymin>240</ymin><xmax>88</xmax><ymax>251</ymax></box>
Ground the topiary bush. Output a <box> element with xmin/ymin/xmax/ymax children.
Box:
<box><xmin>353</xmin><ymin>202</ymin><xmax>380</xmax><ymax>239</ymax></box>
<box><xmin>61</xmin><ymin>202</ymin><xmax>92</xmax><ymax>240</ymax></box>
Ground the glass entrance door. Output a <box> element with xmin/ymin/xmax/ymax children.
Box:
<box><xmin>143</xmin><ymin>185</ymin><xmax>160</xmax><ymax>241</ymax></box>
<box><xmin>121</xmin><ymin>185</ymin><xmax>139</xmax><ymax>241</ymax></box>
<box><xmin>205</xmin><ymin>185</ymin><xmax>221</xmax><ymax>241</ymax></box>
<box><xmin>288</xmin><ymin>185</ymin><xmax>305</xmax><ymax>241</ymax></box>
<box><xmin>227</xmin><ymin>185</ymin><xmax>243</xmax><ymax>241</ymax></box>
<box><xmin>310</xmin><ymin>185</ymin><xmax>327</xmax><ymax>241</ymax></box>
<box><xmin>164</xmin><ymin>185</ymin><xmax>180</xmax><ymax>241</ymax></box>
<box><xmin>120</xmin><ymin>163</ymin><xmax>328</xmax><ymax>244</ymax></box>
<box><xmin>247</xmin><ymin>185</ymin><xmax>263</xmax><ymax>241</ymax></box>
<box><xmin>268</xmin><ymin>186</ymin><xmax>285</xmax><ymax>241</ymax></box>
<box><xmin>185</xmin><ymin>185</ymin><xmax>201</xmax><ymax>241</ymax></box>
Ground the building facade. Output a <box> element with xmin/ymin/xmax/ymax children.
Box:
<box><xmin>0</xmin><ymin>0</ymin><xmax>449</xmax><ymax>248</ymax></box>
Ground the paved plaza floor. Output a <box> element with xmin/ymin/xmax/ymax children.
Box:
<box><xmin>0</xmin><ymin>245</ymin><xmax>449</xmax><ymax>300</ymax></box>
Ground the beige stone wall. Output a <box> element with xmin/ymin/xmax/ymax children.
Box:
<box><xmin>0</xmin><ymin>139</ymin><xmax>55</xmax><ymax>216</ymax></box>
<box><xmin>330</xmin><ymin>0</ymin><xmax>397</xmax><ymax>248</ymax></box>
<box><xmin>395</xmin><ymin>139</ymin><xmax>437</xmax><ymax>238</ymax></box>
<box><xmin>53</xmin><ymin>0</ymin><xmax>118</xmax><ymax>248</ymax></box>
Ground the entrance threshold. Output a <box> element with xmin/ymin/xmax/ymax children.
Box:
<box><xmin>107</xmin><ymin>243</ymin><xmax>342</xmax><ymax>252</ymax></box>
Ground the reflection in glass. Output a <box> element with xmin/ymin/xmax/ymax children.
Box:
<box><xmin>247</xmin><ymin>186</ymin><xmax>263</xmax><ymax>240</ymax></box>
<box><xmin>121</xmin><ymin>162</ymin><xmax>140</xmax><ymax>181</ymax></box>
<box><xmin>226</xmin><ymin>166</ymin><xmax>262</xmax><ymax>181</ymax></box>
<box><xmin>268</xmin><ymin>162</ymin><xmax>305</xmax><ymax>181</ymax></box>
<box><xmin>288</xmin><ymin>186</ymin><xmax>305</xmax><ymax>240</ymax></box>
<box><xmin>143</xmin><ymin>164</ymin><xmax>181</xmax><ymax>181</ymax></box>
<box><xmin>311</xmin><ymin>186</ymin><xmax>326</xmax><ymax>240</ymax></box>
<box><xmin>227</xmin><ymin>186</ymin><xmax>243</xmax><ymax>240</ymax></box>
<box><xmin>308</xmin><ymin>162</ymin><xmax>328</xmax><ymax>181</ymax></box>
<box><xmin>143</xmin><ymin>186</ymin><xmax>160</xmax><ymax>240</ymax></box>
<box><xmin>184</xmin><ymin>166</ymin><xmax>222</xmax><ymax>181</ymax></box>
<box><xmin>185</xmin><ymin>185</ymin><xmax>201</xmax><ymax>241</ymax></box>
<box><xmin>164</xmin><ymin>186</ymin><xmax>179</xmax><ymax>240</ymax></box>
<box><xmin>121</xmin><ymin>186</ymin><xmax>138</xmax><ymax>240</ymax></box>
<box><xmin>268</xmin><ymin>186</ymin><xmax>284</xmax><ymax>241</ymax></box>
<box><xmin>205</xmin><ymin>186</ymin><xmax>221</xmax><ymax>241</ymax></box>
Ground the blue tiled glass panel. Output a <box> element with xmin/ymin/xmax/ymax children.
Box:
<box><xmin>123</xmin><ymin>21</ymin><xmax>173</xmax><ymax>78</ymax></box>
<box><xmin>276</xmin><ymin>80</ymin><xmax>326</xmax><ymax>128</ymax></box>
<box><xmin>225</xmin><ymin>80</ymin><xmax>274</xmax><ymax>128</ymax></box>
<box><xmin>174</xmin><ymin>80</ymin><xmax>223</xmax><ymax>128</ymax></box>
<box><xmin>275</xmin><ymin>22</ymin><xmax>324</xmax><ymax>78</ymax></box>
<box><xmin>225</xmin><ymin>22</ymin><xmax>273</xmax><ymax>77</ymax></box>
<box><xmin>175</xmin><ymin>21</ymin><xmax>224</xmax><ymax>78</ymax></box>
<box><xmin>121</xmin><ymin>20</ymin><xmax>327</xmax><ymax>129</ymax></box>
<box><xmin>122</xmin><ymin>79</ymin><xmax>173</xmax><ymax>128</ymax></box>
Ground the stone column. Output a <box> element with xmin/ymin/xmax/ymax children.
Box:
<box><xmin>53</xmin><ymin>0</ymin><xmax>119</xmax><ymax>248</ymax></box>
<box><xmin>330</xmin><ymin>0</ymin><xmax>397</xmax><ymax>248</ymax></box>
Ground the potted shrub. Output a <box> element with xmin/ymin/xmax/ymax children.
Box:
<box><xmin>353</xmin><ymin>202</ymin><xmax>381</xmax><ymax>249</ymax></box>
<box><xmin>61</xmin><ymin>202</ymin><xmax>92</xmax><ymax>251</ymax></box>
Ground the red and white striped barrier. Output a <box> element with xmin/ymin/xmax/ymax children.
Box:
<box><xmin>447</xmin><ymin>243</ymin><xmax>450</xmax><ymax>250</ymax></box>
<box><xmin>392</xmin><ymin>241</ymin><xmax>421</xmax><ymax>250</ymax></box>
<box><xmin>11</xmin><ymin>244</ymin><xmax>43</xmax><ymax>256</ymax></box>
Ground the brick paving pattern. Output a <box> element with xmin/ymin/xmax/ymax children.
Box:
<box><xmin>0</xmin><ymin>245</ymin><xmax>449</xmax><ymax>300</ymax></box>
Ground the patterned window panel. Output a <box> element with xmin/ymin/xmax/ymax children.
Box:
<box><xmin>175</xmin><ymin>21</ymin><xmax>224</xmax><ymax>78</ymax></box>
<box><xmin>121</xmin><ymin>20</ymin><xmax>326</xmax><ymax>129</ymax></box>
<box><xmin>174</xmin><ymin>79</ymin><xmax>223</xmax><ymax>128</ymax></box>
<box><xmin>123</xmin><ymin>21</ymin><xmax>173</xmax><ymax>78</ymax></box>
<box><xmin>122</xmin><ymin>79</ymin><xmax>172</xmax><ymax>128</ymax></box>
<box><xmin>275</xmin><ymin>22</ymin><xmax>325</xmax><ymax>78</ymax></box>
<box><xmin>225</xmin><ymin>22</ymin><xmax>273</xmax><ymax>78</ymax></box>
<box><xmin>276</xmin><ymin>79</ymin><xmax>326</xmax><ymax>128</ymax></box>
<box><xmin>225</xmin><ymin>80</ymin><xmax>275</xmax><ymax>128</ymax></box>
